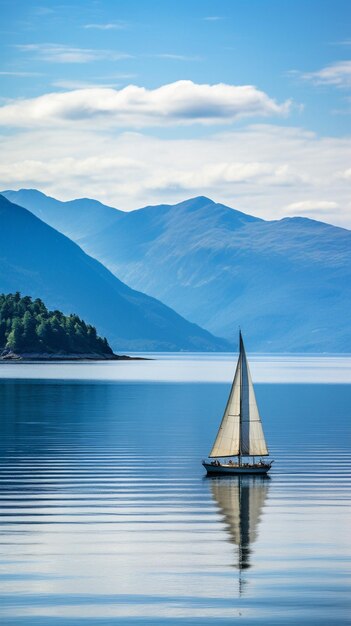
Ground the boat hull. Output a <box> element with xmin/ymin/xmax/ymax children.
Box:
<box><xmin>202</xmin><ymin>461</ymin><xmax>271</xmax><ymax>475</ymax></box>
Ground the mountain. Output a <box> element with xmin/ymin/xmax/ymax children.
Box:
<box><xmin>2</xmin><ymin>188</ymin><xmax>122</xmax><ymax>240</ymax></box>
<box><xmin>4</xmin><ymin>190</ymin><xmax>351</xmax><ymax>352</ymax></box>
<box><xmin>0</xmin><ymin>194</ymin><xmax>229</xmax><ymax>351</ymax></box>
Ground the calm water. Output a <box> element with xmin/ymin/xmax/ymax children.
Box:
<box><xmin>0</xmin><ymin>359</ymin><xmax>350</xmax><ymax>625</ymax></box>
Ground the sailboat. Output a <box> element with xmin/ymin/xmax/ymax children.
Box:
<box><xmin>202</xmin><ymin>331</ymin><xmax>273</xmax><ymax>475</ymax></box>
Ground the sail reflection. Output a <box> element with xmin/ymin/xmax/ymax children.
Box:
<box><xmin>210</xmin><ymin>476</ymin><xmax>269</xmax><ymax>573</ymax></box>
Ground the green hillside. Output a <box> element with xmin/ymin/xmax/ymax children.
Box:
<box><xmin>0</xmin><ymin>292</ymin><xmax>113</xmax><ymax>356</ymax></box>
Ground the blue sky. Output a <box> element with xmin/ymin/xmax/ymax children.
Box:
<box><xmin>0</xmin><ymin>0</ymin><xmax>350</xmax><ymax>224</ymax></box>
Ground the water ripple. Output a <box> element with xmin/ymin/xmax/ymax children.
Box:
<box><xmin>0</xmin><ymin>378</ymin><xmax>350</xmax><ymax>625</ymax></box>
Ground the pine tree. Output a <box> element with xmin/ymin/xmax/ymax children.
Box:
<box><xmin>22</xmin><ymin>311</ymin><xmax>37</xmax><ymax>349</ymax></box>
<box><xmin>6</xmin><ymin>319</ymin><xmax>23</xmax><ymax>351</ymax></box>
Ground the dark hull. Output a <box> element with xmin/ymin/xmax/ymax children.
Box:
<box><xmin>202</xmin><ymin>461</ymin><xmax>271</xmax><ymax>476</ymax></box>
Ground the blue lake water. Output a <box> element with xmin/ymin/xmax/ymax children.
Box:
<box><xmin>0</xmin><ymin>358</ymin><xmax>350</xmax><ymax>625</ymax></box>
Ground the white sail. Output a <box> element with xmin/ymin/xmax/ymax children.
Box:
<box><xmin>240</xmin><ymin>337</ymin><xmax>269</xmax><ymax>456</ymax></box>
<box><xmin>209</xmin><ymin>332</ymin><xmax>269</xmax><ymax>458</ymax></box>
<box><xmin>209</xmin><ymin>351</ymin><xmax>242</xmax><ymax>457</ymax></box>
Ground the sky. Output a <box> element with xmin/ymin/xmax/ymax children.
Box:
<box><xmin>0</xmin><ymin>0</ymin><xmax>350</xmax><ymax>226</ymax></box>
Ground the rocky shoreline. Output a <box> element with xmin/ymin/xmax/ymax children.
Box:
<box><xmin>0</xmin><ymin>350</ymin><xmax>145</xmax><ymax>361</ymax></box>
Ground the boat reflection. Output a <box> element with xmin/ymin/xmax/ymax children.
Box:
<box><xmin>209</xmin><ymin>476</ymin><xmax>269</xmax><ymax>592</ymax></box>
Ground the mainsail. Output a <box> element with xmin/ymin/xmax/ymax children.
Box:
<box><xmin>209</xmin><ymin>332</ymin><xmax>269</xmax><ymax>458</ymax></box>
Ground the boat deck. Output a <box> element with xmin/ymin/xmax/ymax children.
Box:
<box><xmin>202</xmin><ymin>461</ymin><xmax>272</xmax><ymax>475</ymax></box>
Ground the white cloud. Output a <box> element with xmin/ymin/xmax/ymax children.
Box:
<box><xmin>145</xmin><ymin>161</ymin><xmax>307</xmax><ymax>191</ymax></box>
<box><xmin>203</xmin><ymin>16</ymin><xmax>224</xmax><ymax>21</ymax></box>
<box><xmin>337</xmin><ymin>167</ymin><xmax>351</xmax><ymax>180</ymax></box>
<box><xmin>301</xmin><ymin>60</ymin><xmax>351</xmax><ymax>87</ymax></box>
<box><xmin>0</xmin><ymin>124</ymin><xmax>350</xmax><ymax>227</ymax></box>
<box><xmin>0</xmin><ymin>71</ymin><xmax>42</xmax><ymax>77</ymax></box>
<box><xmin>151</xmin><ymin>53</ymin><xmax>203</xmax><ymax>61</ymax></box>
<box><xmin>0</xmin><ymin>155</ymin><xmax>142</xmax><ymax>183</ymax></box>
<box><xmin>51</xmin><ymin>80</ymin><xmax>121</xmax><ymax>89</ymax></box>
<box><xmin>16</xmin><ymin>43</ymin><xmax>131</xmax><ymax>64</ymax></box>
<box><xmin>284</xmin><ymin>200</ymin><xmax>339</xmax><ymax>216</ymax></box>
<box><xmin>83</xmin><ymin>22</ymin><xmax>127</xmax><ymax>30</ymax></box>
<box><xmin>0</xmin><ymin>80</ymin><xmax>291</xmax><ymax>128</ymax></box>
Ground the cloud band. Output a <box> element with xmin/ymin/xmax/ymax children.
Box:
<box><xmin>0</xmin><ymin>80</ymin><xmax>291</xmax><ymax>128</ymax></box>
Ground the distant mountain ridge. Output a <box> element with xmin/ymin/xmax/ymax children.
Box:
<box><xmin>2</xmin><ymin>188</ymin><xmax>122</xmax><ymax>240</ymax></box>
<box><xmin>0</xmin><ymin>194</ymin><xmax>229</xmax><ymax>352</ymax></box>
<box><xmin>3</xmin><ymin>189</ymin><xmax>351</xmax><ymax>352</ymax></box>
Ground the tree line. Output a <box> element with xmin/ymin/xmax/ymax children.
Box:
<box><xmin>0</xmin><ymin>293</ymin><xmax>113</xmax><ymax>355</ymax></box>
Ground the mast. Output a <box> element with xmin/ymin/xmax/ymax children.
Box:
<box><xmin>238</xmin><ymin>330</ymin><xmax>243</xmax><ymax>466</ymax></box>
